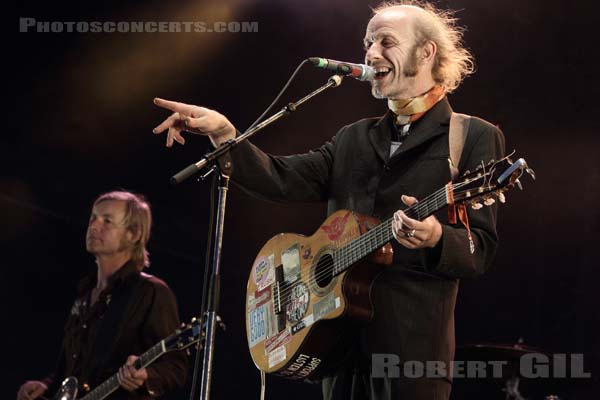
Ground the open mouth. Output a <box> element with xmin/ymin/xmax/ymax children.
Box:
<box><xmin>374</xmin><ymin>66</ymin><xmax>392</xmax><ymax>80</ymax></box>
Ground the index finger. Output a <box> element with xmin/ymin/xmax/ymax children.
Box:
<box><xmin>125</xmin><ymin>355</ymin><xmax>139</xmax><ymax>366</ymax></box>
<box><xmin>153</xmin><ymin>97</ymin><xmax>197</xmax><ymax>115</ymax></box>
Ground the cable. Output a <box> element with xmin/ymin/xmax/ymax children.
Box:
<box><xmin>245</xmin><ymin>59</ymin><xmax>310</xmax><ymax>132</ymax></box>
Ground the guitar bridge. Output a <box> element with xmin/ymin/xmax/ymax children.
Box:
<box><xmin>272</xmin><ymin>265</ymin><xmax>286</xmax><ymax>333</ymax></box>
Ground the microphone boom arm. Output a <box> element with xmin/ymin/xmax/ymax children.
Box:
<box><xmin>170</xmin><ymin>74</ymin><xmax>344</xmax><ymax>184</ymax></box>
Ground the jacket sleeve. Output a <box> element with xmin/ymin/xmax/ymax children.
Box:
<box><xmin>227</xmin><ymin>133</ymin><xmax>337</xmax><ymax>203</ymax></box>
<box><xmin>423</xmin><ymin>120</ymin><xmax>506</xmax><ymax>278</ymax></box>
<box><xmin>140</xmin><ymin>282</ymin><xmax>188</xmax><ymax>397</ymax></box>
<box><xmin>41</xmin><ymin>341</ymin><xmax>66</xmax><ymax>396</ymax></box>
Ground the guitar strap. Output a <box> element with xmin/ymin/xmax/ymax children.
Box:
<box><xmin>448</xmin><ymin>112</ymin><xmax>476</xmax><ymax>254</ymax></box>
<box><xmin>448</xmin><ymin>112</ymin><xmax>471</xmax><ymax>180</ymax></box>
<box><xmin>86</xmin><ymin>272</ymin><xmax>144</xmax><ymax>385</ymax></box>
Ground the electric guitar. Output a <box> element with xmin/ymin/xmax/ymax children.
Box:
<box><xmin>245</xmin><ymin>154</ymin><xmax>535</xmax><ymax>381</ymax></box>
<box><xmin>54</xmin><ymin>317</ymin><xmax>206</xmax><ymax>400</ymax></box>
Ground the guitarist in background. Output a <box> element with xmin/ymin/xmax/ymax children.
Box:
<box><xmin>17</xmin><ymin>191</ymin><xmax>187</xmax><ymax>400</ymax></box>
<box><xmin>152</xmin><ymin>1</ymin><xmax>504</xmax><ymax>399</ymax></box>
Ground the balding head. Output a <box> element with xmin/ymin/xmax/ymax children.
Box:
<box><xmin>364</xmin><ymin>4</ymin><xmax>438</xmax><ymax>99</ymax></box>
<box><xmin>368</xmin><ymin>1</ymin><xmax>474</xmax><ymax>94</ymax></box>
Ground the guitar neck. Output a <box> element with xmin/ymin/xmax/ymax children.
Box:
<box><xmin>333</xmin><ymin>184</ymin><xmax>451</xmax><ymax>275</ymax></box>
<box><xmin>80</xmin><ymin>340</ymin><xmax>166</xmax><ymax>400</ymax></box>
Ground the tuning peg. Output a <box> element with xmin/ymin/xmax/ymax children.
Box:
<box><xmin>515</xmin><ymin>179</ymin><xmax>523</xmax><ymax>190</ymax></box>
<box><xmin>497</xmin><ymin>192</ymin><xmax>506</xmax><ymax>203</ymax></box>
<box><xmin>487</xmin><ymin>159</ymin><xmax>495</xmax><ymax>165</ymax></box>
<box><xmin>483</xmin><ymin>197</ymin><xmax>495</xmax><ymax>206</ymax></box>
<box><xmin>464</xmin><ymin>169</ymin><xmax>470</xmax><ymax>175</ymax></box>
<box><xmin>526</xmin><ymin>167</ymin><xmax>536</xmax><ymax>180</ymax></box>
<box><xmin>471</xmin><ymin>201</ymin><xmax>483</xmax><ymax>210</ymax></box>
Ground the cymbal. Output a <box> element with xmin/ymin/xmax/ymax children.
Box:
<box><xmin>456</xmin><ymin>342</ymin><xmax>547</xmax><ymax>362</ymax></box>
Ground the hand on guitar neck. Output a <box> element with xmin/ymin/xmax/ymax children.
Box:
<box><xmin>392</xmin><ymin>194</ymin><xmax>443</xmax><ymax>249</ymax></box>
<box><xmin>117</xmin><ymin>355</ymin><xmax>149</xmax><ymax>393</ymax></box>
<box><xmin>16</xmin><ymin>354</ymin><xmax>149</xmax><ymax>400</ymax></box>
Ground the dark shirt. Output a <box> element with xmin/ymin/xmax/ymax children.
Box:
<box><xmin>45</xmin><ymin>260</ymin><xmax>187</xmax><ymax>399</ymax></box>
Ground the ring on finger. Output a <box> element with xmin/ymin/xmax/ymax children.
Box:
<box><xmin>405</xmin><ymin>229</ymin><xmax>416</xmax><ymax>238</ymax></box>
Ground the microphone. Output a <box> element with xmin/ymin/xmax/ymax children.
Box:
<box><xmin>309</xmin><ymin>57</ymin><xmax>375</xmax><ymax>82</ymax></box>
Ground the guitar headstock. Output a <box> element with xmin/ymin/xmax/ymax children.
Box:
<box><xmin>163</xmin><ymin>317</ymin><xmax>204</xmax><ymax>352</ymax></box>
<box><xmin>453</xmin><ymin>153</ymin><xmax>535</xmax><ymax>209</ymax></box>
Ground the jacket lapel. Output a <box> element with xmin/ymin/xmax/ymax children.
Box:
<box><xmin>368</xmin><ymin>111</ymin><xmax>395</xmax><ymax>164</ymax></box>
<box><xmin>367</xmin><ymin>98</ymin><xmax>454</xmax><ymax>165</ymax></box>
<box><xmin>389</xmin><ymin>98</ymin><xmax>453</xmax><ymax>164</ymax></box>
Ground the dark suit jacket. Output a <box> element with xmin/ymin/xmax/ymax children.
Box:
<box><xmin>229</xmin><ymin>98</ymin><xmax>505</xmax><ymax>374</ymax></box>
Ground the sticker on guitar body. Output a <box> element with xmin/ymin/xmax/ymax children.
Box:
<box><xmin>291</xmin><ymin>314</ymin><xmax>313</xmax><ymax>335</ymax></box>
<box><xmin>248</xmin><ymin>301</ymin><xmax>275</xmax><ymax>348</ymax></box>
<box><xmin>264</xmin><ymin>328</ymin><xmax>291</xmax><ymax>354</ymax></box>
<box><xmin>248</xmin><ymin>286</ymin><xmax>271</xmax><ymax>312</ymax></box>
<box><xmin>282</xmin><ymin>244</ymin><xmax>300</xmax><ymax>283</ymax></box>
<box><xmin>286</xmin><ymin>282</ymin><xmax>310</xmax><ymax>323</ymax></box>
<box><xmin>254</xmin><ymin>254</ymin><xmax>275</xmax><ymax>291</ymax></box>
<box><xmin>268</xmin><ymin>345</ymin><xmax>287</xmax><ymax>368</ymax></box>
<box><xmin>313</xmin><ymin>293</ymin><xmax>341</xmax><ymax>320</ymax></box>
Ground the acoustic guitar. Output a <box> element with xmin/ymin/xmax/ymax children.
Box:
<box><xmin>245</xmin><ymin>155</ymin><xmax>535</xmax><ymax>381</ymax></box>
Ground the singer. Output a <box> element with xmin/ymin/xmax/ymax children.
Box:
<box><xmin>153</xmin><ymin>1</ymin><xmax>504</xmax><ymax>399</ymax></box>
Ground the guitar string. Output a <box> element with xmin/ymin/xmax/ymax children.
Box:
<box><xmin>268</xmin><ymin>180</ymin><xmax>465</xmax><ymax>306</ymax></box>
<box><xmin>270</xmin><ymin>181</ymin><xmax>475</xmax><ymax>305</ymax></box>
<box><xmin>282</xmin><ymin>159</ymin><xmax>516</xmax><ymax>306</ymax></box>
<box><xmin>269</xmin><ymin>178</ymin><xmax>487</xmax><ymax>307</ymax></box>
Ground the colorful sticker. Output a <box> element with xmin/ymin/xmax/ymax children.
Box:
<box><xmin>320</xmin><ymin>211</ymin><xmax>351</xmax><ymax>240</ymax></box>
<box><xmin>268</xmin><ymin>345</ymin><xmax>287</xmax><ymax>368</ymax></box>
<box><xmin>248</xmin><ymin>286</ymin><xmax>271</xmax><ymax>311</ymax></box>
<box><xmin>254</xmin><ymin>254</ymin><xmax>275</xmax><ymax>291</ymax></box>
<box><xmin>264</xmin><ymin>328</ymin><xmax>291</xmax><ymax>354</ymax></box>
<box><xmin>286</xmin><ymin>282</ymin><xmax>310</xmax><ymax>323</ymax></box>
<box><xmin>248</xmin><ymin>302</ymin><xmax>269</xmax><ymax>348</ymax></box>
<box><xmin>282</xmin><ymin>244</ymin><xmax>300</xmax><ymax>283</ymax></box>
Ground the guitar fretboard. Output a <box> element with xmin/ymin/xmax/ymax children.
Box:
<box><xmin>80</xmin><ymin>340</ymin><xmax>165</xmax><ymax>400</ymax></box>
<box><xmin>332</xmin><ymin>184</ymin><xmax>450</xmax><ymax>275</ymax></box>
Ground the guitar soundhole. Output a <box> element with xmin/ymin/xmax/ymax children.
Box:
<box><xmin>314</xmin><ymin>254</ymin><xmax>334</xmax><ymax>288</ymax></box>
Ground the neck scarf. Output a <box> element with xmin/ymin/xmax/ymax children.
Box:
<box><xmin>388</xmin><ymin>85</ymin><xmax>445</xmax><ymax>125</ymax></box>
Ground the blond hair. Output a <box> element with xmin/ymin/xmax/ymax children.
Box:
<box><xmin>373</xmin><ymin>0</ymin><xmax>475</xmax><ymax>93</ymax></box>
<box><xmin>93</xmin><ymin>191</ymin><xmax>152</xmax><ymax>270</ymax></box>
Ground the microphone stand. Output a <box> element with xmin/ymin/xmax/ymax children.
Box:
<box><xmin>171</xmin><ymin>74</ymin><xmax>344</xmax><ymax>400</ymax></box>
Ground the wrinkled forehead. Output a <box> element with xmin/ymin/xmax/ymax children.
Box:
<box><xmin>364</xmin><ymin>8</ymin><xmax>415</xmax><ymax>42</ymax></box>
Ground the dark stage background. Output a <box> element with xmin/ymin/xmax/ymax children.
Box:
<box><xmin>5</xmin><ymin>0</ymin><xmax>599</xmax><ymax>399</ymax></box>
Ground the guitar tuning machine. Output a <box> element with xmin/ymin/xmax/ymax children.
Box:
<box><xmin>483</xmin><ymin>197</ymin><xmax>496</xmax><ymax>206</ymax></box>
<box><xmin>515</xmin><ymin>179</ymin><xmax>523</xmax><ymax>191</ymax></box>
<box><xmin>496</xmin><ymin>191</ymin><xmax>506</xmax><ymax>203</ymax></box>
<box><xmin>471</xmin><ymin>201</ymin><xmax>483</xmax><ymax>210</ymax></box>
